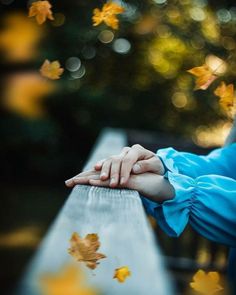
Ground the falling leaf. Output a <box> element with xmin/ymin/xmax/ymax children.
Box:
<box><xmin>2</xmin><ymin>73</ymin><xmax>55</xmax><ymax>118</ymax></box>
<box><xmin>187</xmin><ymin>55</ymin><xmax>227</xmax><ymax>90</ymax></box>
<box><xmin>187</xmin><ymin>65</ymin><xmax>217</xmax><ymax>90</ymax></box>
<box><xmin>40</xmin><ymin>264</ymin><xmax>98</xmax><ymax>295</ymax></box>
<box><xmin>29</xmin><ymin>1</ymin><xmax>54</xmax><ymax>25</ymax></box>
<box><xmin>40</xmin><ymin>60</ymin><xmax>64</xmax><ymax>80</ymax></box>
<box><xmin>190</xmin><ymin>269</ymin><xmax>223</xmax><ymax>295</ymax></box>
<box><xmin>113</xmin><ymin>266</ymin><xmax>131</xmax><ymax>283</ymax></box>
<box><xmin>0</xmin><ymin>13</ymin><xmax>43</xmax><ymax>62</ymax></box>
<box><xmin>68</xmin><ymin>232</ymin><xmax>106</xmax><ymax>270</ymax></box>
<box><xmin>214</xmin><ymin>82</ymin><xmax>236</xmax><ymax>117</ymax></box>
<box><xmin>92</xmin><ymin>1</ymin><xmax>125</xmax><ymax>30</ymax></box>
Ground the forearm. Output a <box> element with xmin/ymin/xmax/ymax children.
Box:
<box><xmin>133</xmin><ymin>174</ymin><xmax>175</xmax><ymax>203</ymax></box>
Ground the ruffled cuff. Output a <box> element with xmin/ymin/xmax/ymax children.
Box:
<box><xmin>141</xmin><ymin>172</ymin><xmax>196</xmax><ymax>237</ymax></box>
<box><xmin>156</xmin><ymin>148</ymin><xmax>179</xmax><ymax>174</ymax></box>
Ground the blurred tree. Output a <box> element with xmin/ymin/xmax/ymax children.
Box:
<box><xmin>0</xmin><ymin>0</ymin><xmax>236</xmax><ymax>184</ymax></box>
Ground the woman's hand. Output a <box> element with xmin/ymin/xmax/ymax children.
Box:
<box><xmin>87</xmin><ymin>144</ymin><xmax>165</xmax><ymax>187</ymax></box>
<box><xmin>65</xmin><ymin>169</ymin><xmax>174</xmax><ymax>203</ymax></box>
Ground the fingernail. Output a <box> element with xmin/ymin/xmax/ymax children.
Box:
<box><xmin>120</xmin><ymin>177</ymin><xmax>125</xmax><ymax>185</ymax></box>
<box><xmin>65</xmin><ymin>179</ymin><xmax>72</xmax><ymax>185</ymax></box>
<box><xmin>100</xmin><ymin>172</ymin><xmax>107</xmax><ymax>179</ymax></box>
<box><xmin>133</xmin><ymin>164</ymin><xmax>140</xmax><ymax>173</ymax></box>
<box><xmin>110</xmin><ymin>178</ymin><xmax>116</xmax><ymax>186</ymax></box>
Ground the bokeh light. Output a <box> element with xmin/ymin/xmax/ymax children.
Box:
<box><xmin>0</xmin><ymin>13</ymin><xmax>44</xmax><ymax>62</ymax></box>
<box><xmin>70</xmin><ymin>65</ymin><xmax>86</xmax><ymax>79</ymax></box>
<box><xmin>190</xmin><ymin>7</ymin><xmax>206</xmax><ymax>22</ymax></box>
<box><xmin>217</xmin><ymin>9</ymin><xmax>231</xmax><ymax>23</ymax></box>
<box><xmin>65</xmin><ymin>57</ymin><xmax>81</xmax><ymax>72</ymax></box>
<box><xmin>98</xmin><ymin>30</ymin><xmax>114</xmax><ymax>44</ymax></box>
<box><xmin>112</xmin><ymin>38</ymin><xmax>131</xmax><ymax>54</ymax></box>
<box><xmin>192</xmin><ymin>121</ymin><xmax>232</xmax><ymax>147</ymax></box>
<box><xmin>171</xmin><ymin>92</ymin><xmax>188</xmax><ymax>108</ymax></box>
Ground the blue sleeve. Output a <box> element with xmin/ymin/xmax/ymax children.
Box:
<box><xmin>156</xmin><ymin>143</ymin><xmax>236</xmax><ymax>179</ymax></box>
<box><xmin>141</xmin><ymin>172</ymin><xmax>236</xmax><ymax>247</ymax></box>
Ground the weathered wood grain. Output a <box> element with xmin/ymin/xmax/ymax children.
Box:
<box><xmin>16</xmin><ymin>128</ymin><xmax>173</xmax><ymax>295</ymax></box>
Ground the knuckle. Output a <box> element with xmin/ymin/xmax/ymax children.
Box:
<box><xmin>122</xmin><ymin>146</ymin><xmax>131</xmax><ymax>152</ymax></box>
<box><xmin>121</xmin><ymin>159</ymin><xmax>130</xmax><ymax>167</ymax></box>
<box><xmin>132</xmin><ymin>144</ymin><xmax>143</xmax><ymax>150</ymax></box>
<box><xmin>140</xmin><ymin>162</ymin><xmax>147</xmax><ymax>170</ymax></box>
<box><xmin>110</xmin><ymin>155</ymin><xmax>120</xmax><ymax>162</ymax></box>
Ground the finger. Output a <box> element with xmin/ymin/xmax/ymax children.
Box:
<box><xmin>131</xmin><ymin>158</ymin><xmax>155</xmax><ymax>174</ymax></box>
<box><xmin>100</xmin><ymin>159</ymin><xmax>112</xmax><ymax>180</ymax></box>
<box><xmin>95</xmin><ymin>146</ymin><xmax>130</xmax><ymax>174</ymax></box>
<box><xmin>109</xmin><ymin>147</ymin><xmax>132</xmax><ymax>186</ymax></box>
<box><xmin>94</xmin><ymin>158</ymin><xmax>106</xmax><ymax>171</ymax></box>
<box><xmin>73</xmin><ymin>173</ymin><xmax>101</xmax><ymax>184</ymax></box>
<box><xmin>121</xmin><ymin>146</ymin><xmax>131</xmax><ymax>154</ymax></box>
<box><xmin>65</xmin><ymin>170</ymin><xmax>99</xmax><ymax>187</ymax></box>
<box><xmin>109</xmin><ymin>158</ymin><xmax>122</xmax><ymax>187</ymax></box>
<box><xmin>131</xmin><ymin>144</ymin><xmax>155</xmax><ymax>159</ymax></box>
<box><xmin>89</xmin><ymin>179</ymin><xmax>110</xmax><ymax>187</ymax></box>
<box><xmin>120</xmin><ymin>148</ymin><xmax>143</xmax><ymax>185</ymax></box>
<box><xmin>65</xmin><ymin>178</ymin><xmax>75</xmax><ymax>187</ymax></box>
<box><xmin>132</xmin><ymin>157</ymin><xmax>164</xmax><ymax>175</ymax></box>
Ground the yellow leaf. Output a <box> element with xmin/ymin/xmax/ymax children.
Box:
<box><xmin>29</xmin><ymin>1</ymin><xmax>54</xmax><ymax>25</ymax></box>
<box><xmin>187</xmin><ymin>65</ymin><xmax>217</xmax><ymax>90</ymax></box>
<box><xmin>113</xmin><ymin>266</ymin><xmax>131</xmax><ymax>283</ymax></box>
<box><xmin>40</xmin><ymin>264</ymin><xmax>98</xmax><ymax>295</ymax></box>
<box><xmin>2</xmin><ymin>73</ymin><xmax>55</xmax><ymax>118</ymax></box>
<box><xmin>40</xmin><ymin>59</ymin><xmax>64</xmax><ymax>80</ymax></box>
<box><xmin>190</xmin><ymin>269</ymin><xmax>223</xmax><ymax>295</ymax></box>
<box><xmin>0</xmin><ymin>13</ymin><xmax>43</xmax><ymax>62</ymax></box>
<box><xmin>214</xmin><ymin>82</ymin><xmax>236</xmax><ymax>117</ymax></box>
<box><xmin>92</xmin><ymin>2</ymin><xmax>125</xmax><ymax>30</ymax></box>
<box><xmin>68</xmin><ymin>232</ymin><xmax>106</xmax><ymax>270</ymax></box>
<box><xmin>187</xmin><ymin>55</ymin><xmax>227</xmax><ymax>90</ymax></box>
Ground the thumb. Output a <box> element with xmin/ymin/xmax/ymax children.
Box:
<box><xmin>132</xmin><ymin>159</ymin><xmax>152</xmax><ymax>174</ymax></box>
<box><xmin>132</xmin><ymin>158</ymin><xmax>164</xmax><ymax>175</ymax></box>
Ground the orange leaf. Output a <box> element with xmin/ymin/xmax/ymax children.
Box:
<box><xmin>40</xmin><ymin>59</ymin><xmax>64</xmax><ymax>80</ymax></box>
<box><xmin>214</xmin><ymin>81</ymin><xmax>236</xmax><ymax>116</ymax></box>
<box><xmin>92</xmin><ymin>2</ymin><xmax>125</xmax><ymax>30</ymax></box>
<box><xmin>187</xmin><ymin>55</ymin><xmax>227</xmax><ymax>90</ymax></box>
<box><xmin>190</xmin><ymin>269</ymin><xmax>223</xmax><ymax>295</ymax></box>
<box><xmin>68</xmin><ymin>233</ymin><xmax>106</xmax><ymax>270</ymax></box>
<box><xmin>29</xmin><ymin>1</ymin><xmax>54</xmax><ymax>25</ymax></box>
<box><xmin>113</xmin><ymin>266</ymin><xmax>131</xmax><ymax>283</ymax></box>
<box><xmin>187</xmin><ymin>65</ymin><xmax>217</xmax><ymax>90</ymax></box>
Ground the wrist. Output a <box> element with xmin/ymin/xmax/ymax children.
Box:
<box><xmin>157</xmin><ymin>156</ymin><xmax>167</xmax><ymax>176</ymax></box>
<box><xmin>149</xmin><ymin>176</ymin><xmax>175</xmax><ymax>203</ymax></box>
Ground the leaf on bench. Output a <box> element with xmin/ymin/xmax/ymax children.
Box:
<box><xmin>68</xmin><ymin>232</ymin><xmax>106</xmax><ymax>270</ymax></box>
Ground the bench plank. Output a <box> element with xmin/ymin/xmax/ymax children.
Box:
<box><xmin>16</xmin><ymin>128</ymin><xmax>173</xmax><ymax>295</ymax></box>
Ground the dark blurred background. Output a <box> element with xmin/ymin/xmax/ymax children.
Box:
<box><xmin>1</xmin><ymin>0</ymin><xmax>236</xmax><ymax>294</ymax></box>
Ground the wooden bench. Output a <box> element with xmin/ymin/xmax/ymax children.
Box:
<box><xmin>15</xmin><ymin>128</ymin><xmax>173</xmax><ymax>295</ymax></box>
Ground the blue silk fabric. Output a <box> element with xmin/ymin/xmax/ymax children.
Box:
<box><xmin>141</xmin><ymin>144</ymin><xmax>236</xmax><ymax>293</ymax></box>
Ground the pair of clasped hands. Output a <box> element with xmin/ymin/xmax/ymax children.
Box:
<box><xmin>65</xmin><ymin>144</ymin><xmax>174</xmax><ymax>202</ymax></box>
